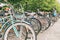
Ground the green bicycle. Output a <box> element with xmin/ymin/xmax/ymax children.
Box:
<box><xmin>0</xmin><ymin>3</ymin><xmax>36</xmax><ymax>40</ymax></box>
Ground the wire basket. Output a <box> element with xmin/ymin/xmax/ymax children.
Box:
<box><xmin>12</xmin><ymin>4</ymin><xmax>25</xmax><ymax>20</ymax></box>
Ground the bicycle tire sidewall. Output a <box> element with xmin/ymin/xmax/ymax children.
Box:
<box><xmin>3</xmin><ymin>22</ymin><xmax>36</xmax><ymax>40</ymax></box>
<box><xmin>30</xmin><ymin>18</ymin><xmax>42</xmax><ymax>35</ymax></box>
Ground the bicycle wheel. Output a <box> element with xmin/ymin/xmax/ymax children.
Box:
<box><xmin>40</xmin><ymin>18</ymin><xmax>50</xmax><ymax>31</ymax></box>
<box><xmin>45</xmin><ymin>18</ymin><xmax>51</xmax><ymax>30</ymax></box>
<box><xmin>3</xmin><ymin>22</ymin><xmax>36</xmax><ymax>40</ymax></box>
<box><xmin>28</xmin><ymin>18</ymin><xmax>42</xmax><ymax>35</ymax></box>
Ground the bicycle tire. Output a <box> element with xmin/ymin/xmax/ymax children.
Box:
<box><xmin>28</xmin><ymin>18</ymin><xmax>42</xmax><ymax>35</ymax></box>
<box><xmin>44</xmin><ymin>18</ymin><xmax>51</xmax><ymax>30</ymax></box>
<box><xmin>40</xmin><ymin>18</ymin><xmax>51</xmax><ymax>31</ymax></box>
<box><xmin>3</xmin><ymin>22</ymin><xmax>36</xmax><ymax>40</ymax></box>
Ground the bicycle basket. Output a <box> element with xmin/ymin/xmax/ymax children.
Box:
<box><xmin>13</xmin><ymin>4</ymin><xmax>25</xmax><ymax>20</ymax></box>
<box><xmin>14</xmin><ymin>12</ymin><xmax>24</xmax><ymax>19</ymax></box>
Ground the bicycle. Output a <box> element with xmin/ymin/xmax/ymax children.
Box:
<box><xmin>0</xmin><ymin>3</ymin><xmax>36</xmax><ymax>40</ymax></box>
<box><xmin>48</xmin><ymin>12</ymin><xmax>58</xmax><ymax>26</ymax></box>
<box><xmin>36</xmin><ymin>10</ymin><xmax>51</xmax><ymax>32</ymax></box>
<box><xmin>25</xmin><ymin>12</ymin><xmax>42</xmax><ymax>35</ymax></box>
<box><xmin>25</xmin><ymin>10</ymin><xmax>51</xmax><ymax>34</ymax></box>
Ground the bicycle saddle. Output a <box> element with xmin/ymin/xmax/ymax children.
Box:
<box><xmin>25</xmin><ymin>12</ymin><xmax>36</xmax><ymax>17</ymax></box>
<box><xmin>37</xmin><ymin>11</ymin><xmax>44</xmax><ymax>16</ymax></box>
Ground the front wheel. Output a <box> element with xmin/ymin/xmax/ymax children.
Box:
<box><xmin>28</xmin><ymin>18</ymin><xmax>42</xmax><ymax>35</ymax></box>
<box><xmin>3</xmin><ymin>22</ymin><xmax>36</xmax><ymax>40</ymax></box>
<box><xmin>40</xmin><ymin>18</ymin><xmax>51</xmax><ymax>31</ymax></box>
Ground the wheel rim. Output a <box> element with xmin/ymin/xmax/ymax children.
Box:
<box><xmin>4</xmin><ymin>23</ymin><xmax>36</xmax><ymax>40</ymax></box>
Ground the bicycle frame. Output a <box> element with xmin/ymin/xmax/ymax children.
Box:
<box><xmin>0</xmin><ymin>15</ymin><xmax>19</xmax><ymax>37</ymax></box>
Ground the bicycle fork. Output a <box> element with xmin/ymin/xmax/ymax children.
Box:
<box><xmin>10</xmin><ymin>15</ymin><xmax>19</xmax><ymax>37</ymax></box>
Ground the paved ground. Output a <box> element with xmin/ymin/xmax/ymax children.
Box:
<box><xmin>37</xmin><ymin>19</ymin><xmax>60</xmax><ymax>40</ymax></box>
